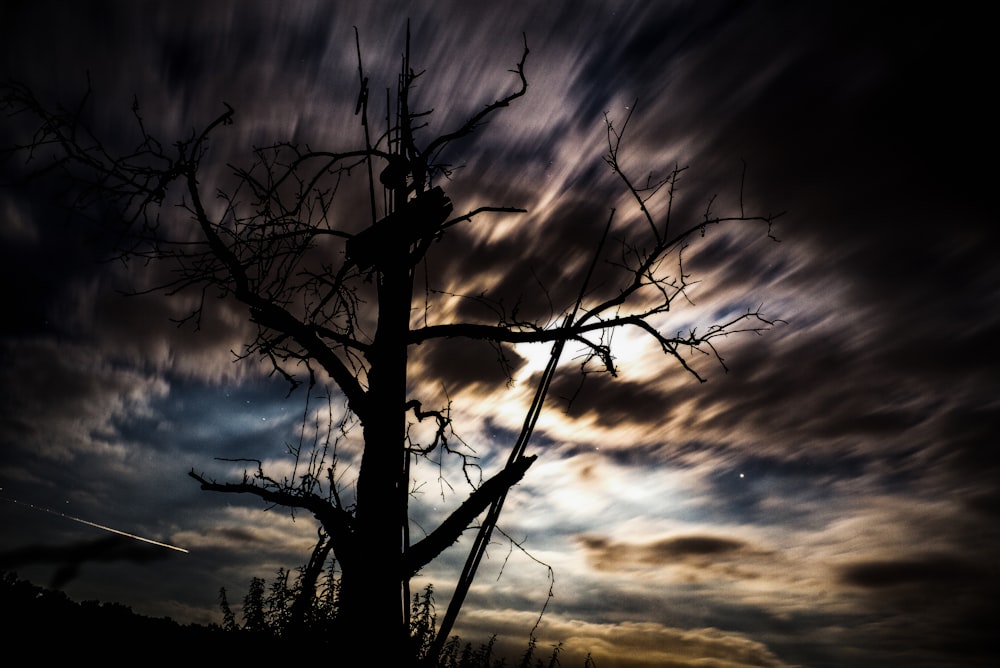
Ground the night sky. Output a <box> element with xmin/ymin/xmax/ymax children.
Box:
<box><xmin>1</xmin><ymin>2</ymin><xmax>998</xmax><ymax>667</ymax></box>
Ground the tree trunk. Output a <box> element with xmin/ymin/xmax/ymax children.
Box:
<box><xmin>337</xmin><ymin>209</ymin><xmax>412</xmax><ymax>662</ymax></box>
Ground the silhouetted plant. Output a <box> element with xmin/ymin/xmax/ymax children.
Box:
<box><xmin>242</xmin><ymin>576</ymin><xmax>266</xmax><ymax>633</ymax></box>
<box><xmin>218</xmin><ymin>586</ymin><xmax>237</xmax><ymax>632</ymax></box>
<box><xmin>519</xmin><ymin>636</ymin><xmax>541</xmax><ymax>668</ymax></box>
<box><xmin>220</xmin><ymin>566</ymin><xmax>583</xmax><ymax>667</ymax></box>
<box><xmin>410</xmin><ymin>584</ymin><xmax>438</xmax><ymax>660</ymax></box>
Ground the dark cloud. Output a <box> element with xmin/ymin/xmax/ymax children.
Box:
<box><xmin>545</xmin><ymin>370</ymin><xmax>675</xmax><ymax>428</ymax></box>
<box><xmin>0</xmin><ymin>535</ymin><xmax>174</xmax><ymax>590</ymax></box>
<box><xmin>424</xmin><ymin>196</ymin><xmax>623</xmax><ymax>324</ymax></box>
<box><xmin>839</xmin><ymin>555</ymin><xmax>981</xmax><ymax>589</ymax></box>
<box><xmin>835</xmin><ymin>552</ymin><xmax>1000</xmax><ymax>667</ymax></box>
<box><xmin>214</xmin><ymin>526</ymin><xmax>264</xmax><ymax>545</ymax></box>
<box><xmin>411</xmin><ymin>337</ymin><xmax>526</xmax><ymax>393</ymax></box>
<box><xmin>577</xmin><ymin>533</ymin><xmax>751</xmax><ymax>571</ymax></box>
<box><xmin>966</xmin><ymin>488</ymin><xmax>1000</xmax><ymax>519</ymax></box>
<box><xmin>646</xmin><ymin>535</ymin><xmax>745</xmax><ymax>558</ymax></box>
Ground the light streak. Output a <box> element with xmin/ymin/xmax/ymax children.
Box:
<box><xmin>2</xmin><ymin>496</ymin><xmax>189</xmax><ymax>554</ymax></box>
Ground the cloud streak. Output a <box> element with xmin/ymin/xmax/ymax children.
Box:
<box><xmin>2</xmin><ymin>2</ymin><xmax>997</xmax><ymax>666</ymax></box>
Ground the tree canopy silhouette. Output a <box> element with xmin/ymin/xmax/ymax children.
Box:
<box><xmin>2</xmin><ymin>25</ymin><xmax>781</xmax><ymax>665</ymax></box>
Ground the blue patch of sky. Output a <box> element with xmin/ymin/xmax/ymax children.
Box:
<box><xmin>115</xmin><ymin>374</ymin><xmax>303</xmax><ymax>460</ymax></box>
<box><xmin>476</xmin><ymin>418</ymin><xmax>528</xmax><ymax>468</ymax></box>
<box><xmin>698</xmin><ymin>451</ymin><xmax>870</xmax><ymax>526</ymax></box>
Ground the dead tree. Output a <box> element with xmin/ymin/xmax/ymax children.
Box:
<box><xmin>2</xmin><ymin>26</ymin><xmax>780</xmax><ymax>665</ymax></box>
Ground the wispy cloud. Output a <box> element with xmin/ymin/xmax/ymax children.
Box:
<box><xmin>1</xmin><ymin>2</ymin><xmax>997</xmax><ymax>666</ymax></box>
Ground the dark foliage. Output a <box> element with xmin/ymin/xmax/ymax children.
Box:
<box><xmin>0</xmin><ymin>571</ymin><xmax>256</xmax><ymax>661</ymax></box>
<box><xmin>219</xmin><ymin>566</ymin><xmax>594</xmax><ymax>667</ymax></box>
<box><xmin>1</xmin><ymin>570</ymin><xmax>592</xmax><ymax>666</ymax></box>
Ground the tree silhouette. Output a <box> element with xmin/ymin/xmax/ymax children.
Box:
<box><xmin>2</xmin><ymin>26</ymin><xmax>780</xmax><ymax>665</ymax></box>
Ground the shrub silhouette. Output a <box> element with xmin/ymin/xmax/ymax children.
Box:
<box><xmin>220</xmin><ymin>566</ymin><xmax>589</xmax><ymax>667</ymax></box>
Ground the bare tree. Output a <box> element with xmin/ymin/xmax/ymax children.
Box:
<box><xmin>2</xmin><ymin>26</ymin><xmax>780</xmax><ymax>665</ymax></box>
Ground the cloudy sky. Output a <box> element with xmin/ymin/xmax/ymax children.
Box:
<box><xmin>1</xmin><ymin>2</ymin><xmax>997</xmax><ymax>667</ymax></box>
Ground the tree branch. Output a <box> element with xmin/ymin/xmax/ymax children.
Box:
<box><xmin>404</xmin><ymin>454</ymin><xmax>536</xmax><ymax>577</ymax></box>
<box><xmin>422</xmin><ymin>35</ymin><xmax>529</xmax><ymax>161</ymax></box>
<box><xmin>188</xmin><ymin>469</ymin><xmax>358</xmax><ymax>568</ymax></box>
